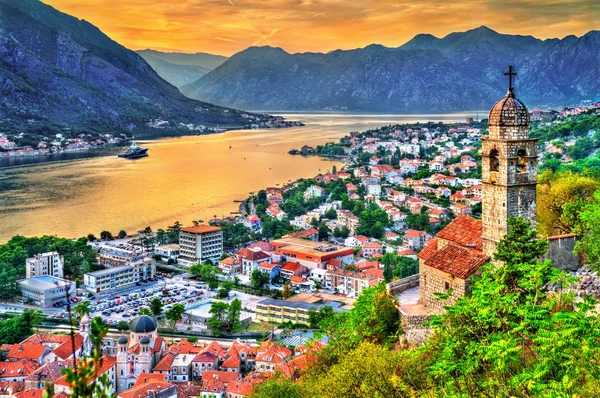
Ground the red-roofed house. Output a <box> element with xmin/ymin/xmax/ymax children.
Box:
<box><xmin>280</xmin><ymin>262</ymin><xmax>307</xmax><ymax>279</ymax></box>
<box><xmin>403</xmin><ymin>230</ymin><xmax>429</xmax><ymax>250</ymax></box>
<box><xmin>241</xmin><ymin>250</ymin><xmax>272</xmax><ymax>276</ymax></box>
<box><xmin>191</xmin><ymin>352</ymin><xmax>218</xmax><ymax>381</ymax></box>
<box><xmin>7</xmin><ymin>344</ymin><xmax>50</xmax><ymax>363</ymax></box>
<box><xmin>362</xmin><ymin>242</ymin><xmax>382</xmax><ymax>257</ymax></box>
<box><xmin>255</xmin><ymin>341</ymin><xmax>292</xmax><ymax>372</ymax></box>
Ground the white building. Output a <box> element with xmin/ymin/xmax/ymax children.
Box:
<box><xmin>18</xmin><ymin>275</ymin><xmax>75</xmax><ymax>307</ymax></box>
<box><xmin>84</xmin><ymin>258</ymin><xmax>156</xmax><ymax>293</ymax></box>
<box><xmin>26</xmin><ymin>252</ymin><xmax>64</xmax><ymax>279</ymax></box>
<box><xmin>179</xmin><ymin>225</ymin><xmax>223</xmax><ymax>265</ymax></box>
<box><xmin>155</xmin><ymin>244</ymin><xmax>180</xmax><ymax>261</ymax></box>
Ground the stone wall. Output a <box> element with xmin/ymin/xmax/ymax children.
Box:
<box><xmin>399</xmin><ymin>311</ymin><xmax>433</xmax><ymax>347</ymax></box>
<box><xmin>419</xmin><ymin>263</ymin><xmax>468</xmax><ymax>314</ymax></box>
<box><xmin>544</xmin><ymin>235</ymin><xmax>581</xmax><ymax>271</ymax></box>
<box><xmin>386</xmin><ymin>274</ymin><xmax>419</xmax><ymax>296</ymax></box>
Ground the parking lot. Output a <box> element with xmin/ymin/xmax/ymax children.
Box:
<box><xmin>47</xmin><ymin>274</ymin><xmax>214</xmax><ymax>325</ymax></box>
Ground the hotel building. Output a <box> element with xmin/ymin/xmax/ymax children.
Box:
<box><xmin>83</xmin><ymin>258</ymin><xmax>156</xmax><ymax>293</ymax></box>
<box><xmin>178</xmin><ymin>225</ymin><xmax>223</xmax><ymax>265</ymax></box>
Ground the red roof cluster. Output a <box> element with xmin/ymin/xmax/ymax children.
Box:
<box><xmin>423</xmin><ymin>244</ymin><xmax>489</xmax><ymax>279</ymax></box>
<box><xmin>435</xmin><ymin>215</ymin><xmax>482</xmax><ymax>249</ymax></box>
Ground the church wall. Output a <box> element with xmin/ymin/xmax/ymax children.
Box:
<box><xmin>419</xmin><ymin>263</ymin><xmax>469</xmax><ymax>313</ymax></box>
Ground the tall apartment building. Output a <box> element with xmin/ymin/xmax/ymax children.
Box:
<box><xmin>26</xmin><ymin>252</ymin><xmax>64</xmax><ymax>279</ymax></box>
<box><xmin>84</xmin><ymin>258</ymin><xmax>156</xmax><ymax>293</ymax></box>
<box><xmin>178</xmin><ymin>225</ymin><xmax>223</xmax><ymax>265</ymax></box>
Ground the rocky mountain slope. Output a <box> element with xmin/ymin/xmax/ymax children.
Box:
<box><xmin>181</xmin><ymin>26</ymin><xmax>600</xmax><ymax>111</ymax></box>
<box><xmin>0</xmin><ymin>0</ymin><xmax>269</xmax><ymax>136</ymax></box>
<box><xmin>137</xmin><ymin>49</ymin><xmax>227</xmax><ymax>88</ymax></box>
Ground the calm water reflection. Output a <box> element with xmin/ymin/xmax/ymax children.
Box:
<box><xmin>0</xmin><ymin>111</ymin><xmax>482</xmax><ymax>241</ymax></box>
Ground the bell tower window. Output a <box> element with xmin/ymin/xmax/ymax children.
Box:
<box><xmin>489</xmin><ymin>149</ymin><xmax>499</xmax><ymax>172</ymax></box>
<box><xmin>516</xmin><ymin>148</ymin><xmax>527</xmax><ymax>172</ymax></box>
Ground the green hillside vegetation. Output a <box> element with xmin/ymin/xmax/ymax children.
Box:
<box><xmin>251</xmin><ymin>216</ymin><xmax>600</xmax><ymax>398</ymax></box>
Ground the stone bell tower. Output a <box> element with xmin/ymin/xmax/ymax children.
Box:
<box><xmin>481</xmin><ymin>65</ymin><xmax>538</xmax><ymax>258</ymax></box>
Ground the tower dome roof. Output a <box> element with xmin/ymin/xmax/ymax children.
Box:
<box><xmin>488</xmin><ymin>90</ymin><xmax>530</xmax><ymax>127</ymax></box>
<box><xmin>140</xmin><ymin>336</ymin><xmax>150</xmax><ymax>345</ymax></box>
<box><xmin>118</xmin><ymin>335</ymin><xmax>128</xmax><ymax>345</ymax></box>
<box><xmin>130</xmin><ymin>315</ymin><xmax>157</xmax><ymax>333</ymax></box>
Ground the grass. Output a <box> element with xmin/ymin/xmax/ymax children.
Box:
<box><xmin>245</xmin><ymin>321</ymin><xmax>277</xmax><ymax>332</ymax></box>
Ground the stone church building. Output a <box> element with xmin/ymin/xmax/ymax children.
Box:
<box><xmin>399</xmin><ymin>66</ymin><xmax>580</xmax><ymax>341</ymax></box>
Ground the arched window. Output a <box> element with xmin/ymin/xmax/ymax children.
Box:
<box><xmin>489</xmin><ymin>149</ymin><xmax>499</xmax><ymax>172</ymax></box>
<box><xmin>516</xmin><ymin>148</ymin><xmax>527</xmax><ymax>172</ymax></box>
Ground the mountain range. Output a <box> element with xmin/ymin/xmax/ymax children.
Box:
<box><xmin>0</xmin><ymin>0</ymin><xmax>271</xmax><ymax>136</ymax></box>
<box><xmin>180</xmin><ymin>26</ymin><xmax>600</xmax><ymax>111</ymax></box>
<box><xmin>136</xmin><ymin>49</ymin><xmax>227</xmax><ymax>88</ymax></box>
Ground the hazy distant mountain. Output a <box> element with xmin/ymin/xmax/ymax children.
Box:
<box><xmin>181</xmin><ymin>26</ymin><xmax>600</xmax><ymax>111</ymax></box>
<box><xmin>0</xmin><ymin>0</ymin><xmax>267</xmax><ymax>135</ymax></box>
<box><xmin>137</xmin><ymin>50</ymin><xmax>227</xmax><ymax>87</ymax></box>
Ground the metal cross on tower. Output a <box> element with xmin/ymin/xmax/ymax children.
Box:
<box><xmin>504</xmin><ymin>64</ymin><xmax>517</xmax><ymax>91</ymax></box>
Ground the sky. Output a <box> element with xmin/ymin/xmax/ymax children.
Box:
<box><xmin>43</xmin><ymin>0</ymin><xmax>599</xmax><ymax>56</ymax></box>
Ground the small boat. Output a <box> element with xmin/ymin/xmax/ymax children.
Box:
<box><xmin>118</xmin><ymin>142</ymin><xmax>149</xmax><ymax>159</ymax></box>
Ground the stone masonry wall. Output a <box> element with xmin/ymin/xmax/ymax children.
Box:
<box><xmin>419</xmin><ymin>263</ymin><xmax>468</xmax><ymax>314</ymax></box>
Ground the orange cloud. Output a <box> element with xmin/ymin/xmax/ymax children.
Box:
<box><xmin>43</xmin><ymin>0</ymin><xmax>599</xmax><ymax>56</ymax></box>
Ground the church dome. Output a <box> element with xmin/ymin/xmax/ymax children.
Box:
<box><xmin>130</xmin><ymin>315</ymin><xmax>157</xmax><ymax>333</ymax></box>
<box><xmin>118</xmin><ymin>335</ymin><xmax>128</xmax><ymax>345</ymax></box>
<box><xmin>488</xmin><ymin>89</ymin><xmax>529</xmax><ymax>127</ymax></box>
<box><xmin>140</xmin><ymin>336</ymin><xmax>151</xmax><ymax>345</ymax></box>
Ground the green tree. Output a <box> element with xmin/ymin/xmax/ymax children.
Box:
<box><xmin>383</xmin><ymin>262</ymin><xmax>393</xmax><ymax>283</ymax></box>
<box><xmin>165</xmin><ymin>304</ymin><xmax>186</xmax><ymax>328</ymax></box>
<box><xmin>575</xmin><ymin>190</ymin><xmax>600</xmax><ymax>271</ymax></box>
<box><xmin>318</xmin><ymin>223</ymin><xmax>330</xmax><ymax>240</ymax></box>
<box><xmin>282</xmin><ymin>281</ymin><xmax>293</xmax><ymax>299</ymax></box>
<box><xmin>251</xmin><ymin>378</ymin><xmax>305</xmax><ymax>398</ymax></box>
<box><xmin>118</xmin><ymin>230</ymin><xmax>127</xmax><ymax>239</ymax></box>
<box><xmin>189</xmin><ymin>263</ymin><xmax>218</xmax><ymax>284</ymax></box>
<box><xmin>251</xmin><ymin>269</ymin><xmax>269</xmax><ymax>289</ymax></box>
<box><xmin>138</xmin><ymin>307</ymin><xmax>152</xmax><ymax>316</ymax></box>
<box><xmin>208</xmin><ymin>301</ymin><xmax>229</xmax><ymax>337</ymax></box>
<box><xmin>0</xmin><ymin>309</ymin><xmax>43</xmax><ymax>344</ymax></box>
<box><xmin>308</xmin><ymin>305</ymin><xmax>335</xmax><ymax>329</ymax></box>
<box><xmin>320</xmin><ymin>283</ymin><xmax>399</xmax><ymax>362</ymax></box>
<box><xmin>73</xmin><ymin>301</ymin><xmax>92</xmax><ymax>319</ymax></box>
<box><xmin>150</xmin><ymin>297</ymin><xmax>163</xmax><ymax>316</ymax></box>
<box><xmin>227</xmin><ymin>298</ymin><xmax>242</xmax><ymax>332</ymax></box>
<box><xmin>116</xmin><ymin>320</ymin><xmax>130</xmax><ymax>331</ymax></box>
<box><xmin>99</xmin><ymin>231</ymin><xmax>114</xmax><ymax>241</ymax></box>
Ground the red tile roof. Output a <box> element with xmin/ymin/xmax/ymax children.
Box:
<box><xmin>15</xmin><ymin>388</ymin><xmax>44</xmax><ymax>398</ymax></box>
<box><xmin>435</xmin><ymin>215</ymin><xmax>482</xmax><ymax>249</ymax></box>
<box><xmin>201</xmin><ymin>371</ymin><xmax>241</xmax><ymax>385</ymax></box>
<box><xmin>0</xmin><ymin>360</ymin><xmax>38</xmax><ymax>379</ymax></box>
<box><xmin>22</xmin><ymin>334</ymin><xmax>69</xmax><ymax>345</ymax></box>
<box><xmin>418</xmin><ymin>239</ymin><xmax>439</xmax><ymax>261</ymax></box>
<box><xmin>152</xmin><ymin>352</ymin><xmax>175</xmax><ymax>372</ymax></box>
<box><xmin>363</xmin><ymin>269</ymin><xmax>384</xmax><ymax>280</ymax></box>
<box><xmin>118</xmin><ymin>380</ymin><xmax>174</xmax><ymax>398</ymax></box>
<box><xmin>180</xmin><ymin>225</ymin><xmax>221</xmax><ymax>234</ymax></box>
<box><xmin>244</xmin><ymin>250</ymin><xmax>271</xmax><ymax>261</ymax></box>
<box><xmin>362</xmin><ymin>242</ymin><xmax>382</xmax><ymax>249</ymax></box>
<box><xmin>7</xmin><ymin>344</ymin><xmax>47</xmax><ymax>360</ymax></box>
<box><xmin>281</xmin><ymin>262</ymin><xmax>302</xmax><ymax>272</ymax></box>
<box><xmin>423</xmin><ymin>244</ymin><xmax>489</xmax><ymax>279</ymax></box>
<box><xmin>256</xmin><ymin>341</ymin><xmax>291</xmax><ymax>364</ymax></box>
<box><xmin>221</xmin><ymin>347</ymin><xmax>241</xmax><ymax>369</ymax></box>
<box><xmin>51</xmin><ymin>333</ymin><xmax>84</xmax><ymax>360</ymax></box>
<box><xmin>133</xmin><ymin>373</ymin><xmax>166</xmax><ymax>386</ymax></box>
<box><xmin>404</xmin><ymin>229</ymin><xmax>425</xmax><ymax>238</ymax></box>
